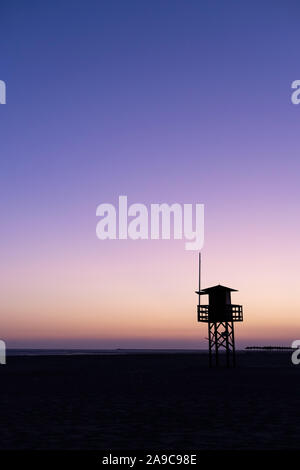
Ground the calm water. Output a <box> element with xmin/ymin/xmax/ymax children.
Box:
<box><xmin>6</xmin><ymin>348</ymin><xmax>209</xmax><ymax>356</ymax></box>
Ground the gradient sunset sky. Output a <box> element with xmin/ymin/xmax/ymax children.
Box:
<box><xmin>1</xmin><ymin>0</ymin><xmax>299</xmax><ymax>348</ymax></box>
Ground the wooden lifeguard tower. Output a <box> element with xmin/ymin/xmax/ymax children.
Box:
<box><xmin>195</xmin><ymin>255</ymin><xmax>243</xmax><ymax>367</ymax></box>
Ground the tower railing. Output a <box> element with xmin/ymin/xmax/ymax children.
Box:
<box><xmin>197</xmin><ymin>304</ymin><xmax>243</xmax><ymax>322</ymax></box>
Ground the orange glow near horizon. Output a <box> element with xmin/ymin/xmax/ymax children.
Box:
<box><xmin>2</xmin><ymin>223</ymin><xmax>300</xmax><ymax>348</ymax></box>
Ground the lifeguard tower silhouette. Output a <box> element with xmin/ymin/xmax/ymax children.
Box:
<box><xmin>196</xmin><ymin>255</ymin><xmax>243</xmax><ymax>367</ymax></box>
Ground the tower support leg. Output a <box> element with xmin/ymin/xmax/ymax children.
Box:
<box><xmin>214</xmin><ymin>322</ymin><xmax>219</xmax><ymax>366</ymax></box>
<box><xmin>231</xmin><ymin>321</ymin><xmax>236</xmax><ymax>367</ymax></box>
<box><xmin>225</xmin><ymin>322</ymin><xmax>230</xmax><ymax>368</ymax></box>
<box><xmin>208</xmin><ymin>321</ymin><xmax>236</xmax><ymax>367</ymax></box>
<box><xmin>208</xmin><ymin>323</ymin><xmax>212</xmax><ymax>368</ymax></box>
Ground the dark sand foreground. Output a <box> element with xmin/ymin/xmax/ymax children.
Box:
<box><xmin>0</xmin><ymin>352</ymin><xmax>299</xmax><ymax>450</ymax></box>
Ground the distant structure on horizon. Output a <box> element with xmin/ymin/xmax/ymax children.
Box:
<box><xmin>195</xmin><ymin>254</ymin><xmax>243</xmax><ymax>367</ymax></box>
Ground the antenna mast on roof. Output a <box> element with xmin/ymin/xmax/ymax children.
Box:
<box><xmin>198</xmin><ymin>252</ymin><xmax>201</xmax><ymax>307</ymax></box>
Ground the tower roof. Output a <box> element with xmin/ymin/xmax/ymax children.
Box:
<box><xmin>195</xmin><ymin>284</ymin><xmax>238</xmax><ymax>295</ymax></box>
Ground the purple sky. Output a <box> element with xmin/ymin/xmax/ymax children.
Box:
<box><xmin>0</xmin><ymin>1</ymin><xmax>300</xmax><ymax>348</ymax></box>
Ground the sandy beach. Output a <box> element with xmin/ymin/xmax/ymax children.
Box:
<box><xmin>0</xmin><ymin>351</ymin><xmax>299</xmax><ymax>450</ymax></box>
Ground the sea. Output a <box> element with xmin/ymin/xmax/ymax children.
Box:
<box><xmin>6</xmin><ymin>348</ymin><xmax>209</xmax><ymax>356</ymax></box>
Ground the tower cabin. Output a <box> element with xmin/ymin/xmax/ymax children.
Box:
<box><xmin>196</xmin><ymin>284</ymin><xmax>243</xmax><ymax>323</ymax></box>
